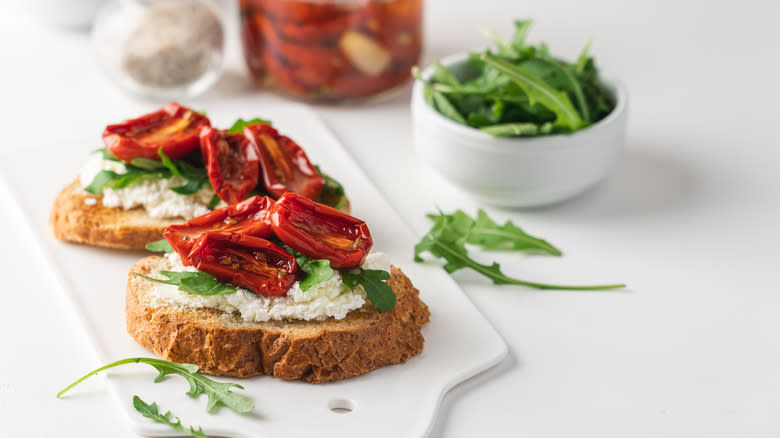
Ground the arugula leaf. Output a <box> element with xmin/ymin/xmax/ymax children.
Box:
<box><xmin>171</xmin><ymin>177</ymin><xmax>209</xmax><ymax>195</ymax></box>
<box><xmin>428</xmin><ymin>83</ymin><xmax>529</xmax><ymax>103</ymax></box>
<box><xmin>229</xmin><ymin>118</ymin><xmax>271</xmax><ymax>134</ymax></box>
<box><xmin>519</xmin><ymin>55</ymin><xmax>590</xmax><ymax>122</ymax></box>
<box><xmin>84</xmin><ymin>148</ymin><xmax>213</xmax><ymax>197</ymax></box>
<box><xmin>415</xmin><ymin>211</ymin><xmax>625</xmax><ymax>290</ymax></box>
<box><xmin>208</xmin><ymin>193</ymin><xmax>221</xmax><ymax>209</ymax></box>
<box><xmin>134</xmin><ymin>271</ymin><xmax>237</xmax><ymax>296</ymax></box>
<box><xmin>341</xmin><ymin>269</ymin><xmax>396</xmax><ymax>312</ymax></box>
<box><xmin>131</xmin><ymin>157</ymin><xmax>167</xmax><ymax>170</ymax></box>
<box><xmin>481</xmin><ymin>28</ymin><xmax>519</xmax><ymax>58</ymax></box>
<box><xmin>510</xmin><ymin>19</ymin><xmax>533</xmax><ymax>50</ymax></box>
<box><xmin>281</xmin><ymin>245</ymin><xmax>334</xmax><ymax>291</ymax></box>
<box><xmin>431</xmin><ymin>89</ymin><xmax>466</xmax><ymax>124</ymax></box>
<box><xmin>480</xmin><ymin>122</ymin><xmax>540</xmax><ymax>136</ymax></box>
<box><xmin>314</xmin><ymin>165</ymin><xmax>347</xmax><ymax>210</ymax></box>
<box><xmin>480</xmin><ymin>53</ymin><xmax>585</xmax><ymax>131</ymax></box>
<box><xmin>84</xmin><ymin>169</ymin><xmax>121</xmax><ymax>194</ymax></box>
<box><xmin>113</xmin><ymin>169</ymin><xmax>161</xmax><ymax>189</ymax></box>
<box><xmin>536</xmin><ymin>42</ymin><xmax>551</xmax><ymax>57</ymax></box>
<box><xmin>298</xmin><ymin>256</ymin><xmax>334</xmax><ymax>291</ymax></box>
<box><xmin>176</xmin><ymin>159</ymin><xmax>207</xmax><ymax>179</ymax></box>
<box><xmin>57</xmin><ymin>357</ymin><xmax>254</xmax><ymax>414</ymax></box>
<box><xmin>470</xmin><ymin>209</ymin><xmax>560</xmax><ymax>254</ymax></box>
<box><xmin>167</xmin><ymin>159</ymin><xmax>211</xmax><ymax>195</ymax></box>
<box><xmin>539</xmin><ymin>122</ymin><xmax>554</xmax><ymax>134</ymax></box>
<box><xmin>133</xmin><ymin>396</ymin><xmax>210</xmax><ymax>438</ymax></box>
<box><xmin>576</xmin><ymin>37</ymin><xmax>592</xmax><ymax>74</ymax></box>
<box><xmin>463</xmin><ymin>98</ymin><xmax>507</xmax><ymax>128</ymax></box>
<box><xmin>93</xmin><ymin>147</ymin><xmax>121</xmax><ymax>162</ymax></box>
<box><xmin>145</xmin><ymin>239</ymin><xmax>174</xmax><ymax>253</ymax></box>
<box><xmin>426</xmin><ymin>209</ymin><xmax>561</xmax><ymax>255</ymax></box>
<box><xmin>578</xmin><ymin>57</ymin><xmax>614</xmax><ymax>121</ymax></box>
<box><xmin>411</xmin><ymin>65</ymin><xmax>425</xmax><ymax>81</ymax></box>
<box><xmin>158</xmin><ymin>149</ymin><xmax>183</xmax><ymax>177</ymax></box>
<box><xmin>432</xmin><ymin>62</ymin><xmax>461</xmax><ymax>86</ymax></box>
<box><xmin>422</xmin><ymin>83</ymin><xmax>435</xmax><ymax>108</ymax></box>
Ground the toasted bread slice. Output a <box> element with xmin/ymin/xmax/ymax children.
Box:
<box><xmin>50</xmin><ymin>179</ymin><xmax>173</xmax><ymax>250</ymax></box>
<box><xmin>50</xmin><ymin>178</ymin><xmax>350</xmax><ymax>250</ymax></box>
<box><xmin>126</xmin><ymin>256</ymin><xmax>430</xmax><ymax>383</ymax></box>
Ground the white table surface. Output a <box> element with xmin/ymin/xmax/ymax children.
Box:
<box><xmin>1</xmin><ymin>0</ymin><xmax>779</xmax><ymax>436</ymax></box>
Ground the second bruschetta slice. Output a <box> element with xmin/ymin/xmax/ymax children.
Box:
<box><xmin>50</xmin><ymin>103</ymin><xmax>348</xmax><ymax>250</ymax></box>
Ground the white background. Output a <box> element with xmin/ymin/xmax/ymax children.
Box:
<box><xmin>1</xmin><ymin>0</ymin><xmax>779</xmax><ymax>436</ymax></box>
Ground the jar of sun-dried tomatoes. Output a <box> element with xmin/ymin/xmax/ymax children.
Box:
<box><xmin>240</xmin><ymin>0</ymin><xmax>422</xmax><ymax>101</ymax></box>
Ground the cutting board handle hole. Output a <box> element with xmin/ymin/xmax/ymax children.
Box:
<box><xmin>328</xmin><ymin>398</ymin><xmax>356</xmax><ymax>414</ymax></box>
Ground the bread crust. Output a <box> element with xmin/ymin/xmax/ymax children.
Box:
<box><xmin>49</xmin><ymin>179</ymin><xmax>176</xmax><ymax>250</ymax></box>
<box><xmin>126</xmin><ymin>256</ymin><xmax>430</xmax><ymax>383</ymax></box>
<box><xmin>50</xmin><ymin>179</ymin><xmax>351</xmax><ymax>250</ymax></box>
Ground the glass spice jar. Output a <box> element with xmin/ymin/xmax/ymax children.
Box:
<box><xmin>239</xmin><ymin>0</ymin><xmax>423</xmax><ymax>101</ymax></box>
<box><xmin>93</xmin><ymin>0</ymin><xmax>225</xmax><ymax>99</ymax></box>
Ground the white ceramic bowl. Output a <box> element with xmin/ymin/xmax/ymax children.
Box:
<box><xmin>411</xmin><ymin>53</ymin><xmax>628</xmax><ymax>207</ymax></box>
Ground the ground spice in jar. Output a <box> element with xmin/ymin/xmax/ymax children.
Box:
<box><xmin>122</xmin><ymin>1</ymin><xmax>223</xmax><ymax>88</ymax></box>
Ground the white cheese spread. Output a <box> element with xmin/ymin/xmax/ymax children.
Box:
<box><xmin>149</xmin><ymin>252</ymin><xmax>391</xmax><ymax>322</ymax></box>
<box><xmin>79</xmin><ymin>153</ymin><xmax>221</xmax><ymax>220</ymax></box>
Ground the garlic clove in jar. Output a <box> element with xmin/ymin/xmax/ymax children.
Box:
<box><xmin>339</xmin><ymin>31</ymin><xmax>391</xmax><ymax>77</ymax></box>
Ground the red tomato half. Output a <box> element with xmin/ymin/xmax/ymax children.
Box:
<box><xmin>200</xmin><ymin>127</ymin><xmax>261</xmax><ymax>204</ymax></box>
<box><xmin>268</xmin><ymin>192</ymin><xmax>372</xmax><ymax>268</ymax></box>
<box><xmin>102</xmin><ymin>102</ymin><xmax>210</xmax><ymax>163</ymax></box>
<box><xmin>164</xmin><ymin>195</ymin><xmax>273</xmax><ymax>264</ymax></box>
<box><xmin>243</xmin><ymin>123</ymin><xmax>325</xmax><ymax>201</ymax></box>
<box><xmin>187</xmin><ymin>232</ymin><xmax>299</xmax><ymax>297</ymax></box>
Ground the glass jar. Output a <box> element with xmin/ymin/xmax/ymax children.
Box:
<box><xmin>93</xmin><ymin>0</ymin><xmax>225</xmax><ymax>99</ymax></box>
<box><xmin>239</xmin><ymin>0</ymin><xmax>423</xmax><ymax>101</ymax></box>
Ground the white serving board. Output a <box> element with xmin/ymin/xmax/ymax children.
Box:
<box><xmin>0</xmin><ymin>102</ymin><xmax>506</xmax><ymax>437</ymax></box>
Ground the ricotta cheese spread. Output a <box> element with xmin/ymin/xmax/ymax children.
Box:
<box><xmin>79</xmin><ymin>153</ymin><xmax>221</xmax><ymax>220</ymax></box>
<box><xmin>149</xmin><ymin>252</ymin><xmax>391</xmax><ymax>322</ymax></box>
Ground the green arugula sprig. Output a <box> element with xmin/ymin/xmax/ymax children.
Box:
<box><xmin>135</xmin><ymin>271</ymin><xmax>238</xmax><ymax>296</ymax></box>
<box><xmin>228</xmin><ymin>118</ymin><xmax>271</xmax><ymax>134</ymax></box>
<box><xmin>157</xmin><ymin>150</ymin><xmax>211</xmax><ymax>195</ymax></box>
<box><xmin>342</xmin><ymin>269</ymin><xmax>396</xmax><ymax>312</ymax></box>
<box><xmin>414</xmin><ymin>210</ymin><xmax>625</xmax><ymax>291</ymax></box>
<box><xmin>414</xmin><ymin>19</ymin><xmax>615</xmax><ymax>137</ymax></box>
<box><xmin>85</xmin><ymin>149</ymin><xmax>210</xmax><ymax>196</ymax></box>
<box><xmin>57</xmin><ymin>357</ymin><xmax>254</xmax><ymax>414</ymax></box>
<box><xmin>314</xmin><ymin>165</ymin><xmax>347</xmax><ymax>210</ymax></box>
<box><xmin>146</xmin><ymin>239</ymin><xmax>174</xmax><ymax>253</ymax></box>
<box><xmin>292</xmin><ymin>250</ymin><xmax>335</xmax><ymax>292</ymax></box>
<box><xmin>207</xmin><ymin>193</ymin><xmax>222</xmax><ymax>209</ymax></box>
<box><xmin>142</xmin><ymin>240</ymin><xmax>239</xmax><ymax>297</ymax></box>
<box><xmin>283</xmin><ymin>245</ymin><xmax>396</xmax><ymax>312</ymax></box>
<box><xmin>133</xmin><ymin>396</ymin><xmax>210</xmax><ymax>438</ymax></box>
<box><xmin>480</xmin><ymin>52</ymin><xmax>584</xmax><ymax>131</ymax></box>
<box><xmin>431</xmin><ymin>209</ymin><xmax>562</xmax><ymax>255</ymax></box>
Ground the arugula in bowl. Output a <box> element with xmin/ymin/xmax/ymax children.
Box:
<box><xmin>413</xmin><ymin>19</ymin><xmax>615</xmax><ymax>137</ymax></box>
